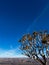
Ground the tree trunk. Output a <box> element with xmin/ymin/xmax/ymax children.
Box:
<box><xmin>37</xmin><ymin>59</ymin><xmax>46</xmax><ymax>65</ymax></box>
<box><xmin>36</xmin><ymin>55</ymin><xmax>46</xmax><ymax>65</ymax></box>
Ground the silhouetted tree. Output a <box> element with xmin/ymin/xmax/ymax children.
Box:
<box><xmin>19</xmin><ymin>30</ymin><xmax>49</xmax><ymax>65</ymax></box>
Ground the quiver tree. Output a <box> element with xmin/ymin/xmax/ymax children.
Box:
<box><xmin>19</xmin><ymin>31</ymin><xmax>49</xmax><ymax>65</ymax></box>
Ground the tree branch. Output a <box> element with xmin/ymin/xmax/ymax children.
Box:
<box><xmin>35</xmin><ymin>54</ymin><xmax>46</xmax><ymax>65</ymax></box>
<box><xmin>40</xmin><ymin>54</ymin><xmax>46</xmax><ymax>64</ymax></box>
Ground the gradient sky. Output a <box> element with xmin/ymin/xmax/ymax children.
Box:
<box><xmin>0</xmin><ymin>0</ymin><xmax>49</xmax><ymax>57</ymax></box>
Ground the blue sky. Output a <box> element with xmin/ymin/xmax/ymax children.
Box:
<box><xmin>0</xmin><ymin>0</ymin><xmax>49</xmax><ymax>57</ymax></box>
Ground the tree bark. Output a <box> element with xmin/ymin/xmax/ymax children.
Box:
<box><xmin>37</xmin><ymin>59</ymin><xmax>46</xmax><ymax>65</ymax></box>
<box><xmin>36</xmin><ymin>54</ymin><xmax>46</xmax><ymax>65</ymax></box>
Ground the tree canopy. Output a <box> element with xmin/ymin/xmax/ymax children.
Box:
<box><xmin>19</xmin><ymin>30</ymin><xmax>49</xmax><ymax>65</ymax></box>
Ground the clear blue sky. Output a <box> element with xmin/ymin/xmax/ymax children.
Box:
<box><xmin>0</xmin><ymin>0</ymin><xmax>49</xmax><ymax>57</ymax></box>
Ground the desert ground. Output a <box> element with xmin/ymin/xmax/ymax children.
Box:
<box><xmin>0</xmin><ymin>58</ymin><xmax>48</xmax><ymax>65</ymax></box>
<box><xmin>0</xmin><ymin>58</ymin><xmax>41</xmax><ymax>65</ymax></box>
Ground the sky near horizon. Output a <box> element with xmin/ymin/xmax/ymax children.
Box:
<box><xmin>0</xmin><ymin>0</ymin><xmax>49</xmax><ymax>57</ymax></box>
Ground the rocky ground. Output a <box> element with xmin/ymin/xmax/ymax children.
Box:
<box><xmin>0</xmin><ymin>58</ymin><xmax>48</xmax><ymax>65</ymax></box>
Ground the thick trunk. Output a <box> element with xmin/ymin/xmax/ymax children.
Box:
<box><xmin>36</xmin><ymin>54</ymin><xmax>46</xmax><ymax>65</ymax></box>
<box><xmin>41</xmin><ymin>62</ymin><xmax>46</xmax><ymax>65</ymax></box>
<box><xmin>40</xmin><ymin>63</ymin><xmax>46</xmax><ymax>65</ymax></box>
<box><xmin>37</xmin><ymin>59</ymin><xmax>46</xmax><ymax>65</ymax></box>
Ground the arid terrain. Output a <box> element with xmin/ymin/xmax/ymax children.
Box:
<box><xmin>0</xmin><ymin>58</ymin><xmax>49</xmax><ymax>65</ymax></box>
<box><xmin>0</xmin><ymin>58</ymin><xmax>43</xmax><ymax>65</ymax></box>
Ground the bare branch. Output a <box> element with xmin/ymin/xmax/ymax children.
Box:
<box><xmin>19</xmin><ymin>30</ymin><xmax>49</xmax><ymax>65</ymax></box>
